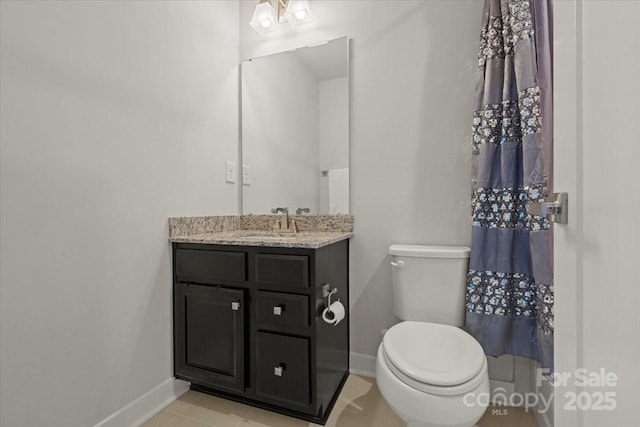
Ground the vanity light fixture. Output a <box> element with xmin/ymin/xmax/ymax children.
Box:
<box><xmin>249</xmin><ymin>0</ymin><xmax>279</xmax><ymax>35</ymax></box>
<box><xmin>284</xmin><ymin>0</ymin><xmax>312</xmax><ymax>27</ymax></box>
<box><xmin>250</xmin><ymin>0</ymin><xmax>312</xmax><ymax>35</ymax></box>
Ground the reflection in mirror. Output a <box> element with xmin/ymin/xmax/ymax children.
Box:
<box><xmin>241</xmin><ymin>37</ymin><xmax>349</xmax><ymax>215</ymax></box>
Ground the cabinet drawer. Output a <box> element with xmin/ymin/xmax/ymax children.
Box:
<box><xmin>255</xmin><ymin>254</ymin><xmax>309</xmax><ymax>287</ymax></box>
<box><xmin>256</xmin><ymin>332</ymin><xmax>310</xmax><ymax>408</ymax></box>
<box><xmin>176</xmin><ymin>249</ymin><xmax>246</xmax><ymax>283</ymax></box>
<box><xmin>256</xmin><ymin>291</ymin><xmax>309</xmax><ymax>328</ymax></box>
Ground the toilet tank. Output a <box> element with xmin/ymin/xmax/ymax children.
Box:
<box><xmin>389</xmin><ymin>244</ymin><xmax>470</xmax><ymax>327</ymax></box>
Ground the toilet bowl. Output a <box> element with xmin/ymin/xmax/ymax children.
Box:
<box><xmin>376</xmin><ymin>321</ymin><xmax>489</xmax><ymax>427</ymax></box>
<box><xmin>376</xmin><ymin>245</ymin><xmax>490</xmax><ymax>427</ymax></box>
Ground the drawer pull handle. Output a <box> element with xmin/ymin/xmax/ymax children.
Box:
<box><xmin>273</xmin><ymin>305</ymin><xmax>284</xmax><ymax>316</ymax></box>
<box><xmin>231</xmin><ymin>301</ymin><xmax>241</xmax><ymax>311</ymax></box>
<box><xmin>274</xmin><ymin>365</ymin><xmax>285</xmax><ymax>377</ymax></box>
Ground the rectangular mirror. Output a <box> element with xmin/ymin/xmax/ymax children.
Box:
<box><xmin>241</xmin><ymin>37</ymin><xmax>349</xmax><ymax>215</ymax></box>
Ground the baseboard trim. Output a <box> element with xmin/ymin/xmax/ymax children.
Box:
<box><xmin>94</xmin><ymin>378</ymin><xmax>190</xmax><ymax>427</ymax></box>
<box><xmin>489</xmin><ymin>379</ymin><xmax>516</xmax><ymax>404</ymax></box>
<box><xmin>533</xmin><ymin>407</ymin><xmax>553</xmax><ymax>427</ymax></box>
<box><xmin>350</xmin><ymin>351</ymin><xmax>376</xmax><ymax>378</ymax></box>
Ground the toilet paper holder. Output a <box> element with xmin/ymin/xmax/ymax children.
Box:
<box><xmin>321</xmin><ymin>283</ymin><xmax>345</xmax><ymax>326</ymax></box>
<box><xmin>322</xmin><ymin>283</ymin><xmax>339</xmax><ymax>308</ymax></box>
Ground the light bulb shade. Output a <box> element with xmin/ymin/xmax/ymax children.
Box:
<box><xmin>250</xmin><ymin>0</ymin><xmax>279</xmax><ymax>35</ymax></box>
<box><xmin>284</xmin><ymin>0</ymin><xmax>312</xmax><ymax>27</ymax></box>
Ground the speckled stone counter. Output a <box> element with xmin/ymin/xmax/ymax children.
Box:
<box><xmin>168</xmin><ymin>215</ymin><xmax>353</xmax><ymax>249</ymax></box>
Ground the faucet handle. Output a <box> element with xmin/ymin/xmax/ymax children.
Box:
<box><xmin>296</xmin><ymin>208</ymin><xmax>310</xmax><ymax>215</ymax></box>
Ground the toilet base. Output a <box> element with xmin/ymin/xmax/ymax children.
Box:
<box><xmin>376</xmin><ymin>344</ymin><xmax>490</xmax><ymax>427</ymax></box>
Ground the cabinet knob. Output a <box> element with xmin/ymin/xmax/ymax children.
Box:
<box><xmin>273</xmin><ymin>305</ymin><xmax>283</xmax><ymax>316</ymax></box>
<box><xmin>231</xmin><ymin>301</ymin><xmax>241</xmax><ymax>311</ymax></box>
<box><xmin>274</xmin><ymin>365</ymin><xmax>284</xmax><ymax>377</ymax></box>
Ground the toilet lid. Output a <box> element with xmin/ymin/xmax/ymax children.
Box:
<box><xmin>382</xmin><ymin>321</ymin><xmax>485</xmax><ymax>387</ymax></box>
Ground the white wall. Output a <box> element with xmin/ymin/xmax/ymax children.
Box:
<box><xmin>554</xmin><ymin>1</ymin><xmax>640</xmax><ymax>426</ymax></box>
<box><xmin>0</xmin><ymin>1</ymin><xmax>239</xmax><ymax>426</ymax></box>
<box><xmin>242</xmin><ymin>51</ymin><xmax>319</xmax><ymax>214</ymax></box>
<box><xmin>240</xmin><ymin>0</ymin><xmax>482</xmax><ymax>363</ymax></box>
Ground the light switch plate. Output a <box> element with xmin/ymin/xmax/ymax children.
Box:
<box><xmin>243</xmin><ymin>165</ymin><xmax>250</xmax><ymax>185</ymax></box>
<box><xmin>226</xmin><ymin>161</ymin><xmax>236</xmax><ymax>183</ymax></box>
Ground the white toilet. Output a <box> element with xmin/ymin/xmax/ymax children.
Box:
<box><xmin>375</xmin><ymin>245</ymin><xmax>490</xmax><ymax>427</ymax></box>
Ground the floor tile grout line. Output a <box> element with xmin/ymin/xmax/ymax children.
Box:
<box><xmin>172</xmin><ymin>409</ymin><xmax>234</xmax><ymax>427</ymax></box>
<box><xmin>164</xmin><ymin>391</ymin><xmax>207</xmax><ymax>416</ymax></box>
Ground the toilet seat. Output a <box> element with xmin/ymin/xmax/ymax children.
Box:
<box><xmin>382</xmin><ymin>321</ymin><xmax>487</xmax><ymax>396</ymax></box>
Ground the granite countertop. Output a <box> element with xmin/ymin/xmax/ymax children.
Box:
<box><xmin>168</xmin><ymin>215</ymin><xmax>353</xmax><ymax>249</ymax></box>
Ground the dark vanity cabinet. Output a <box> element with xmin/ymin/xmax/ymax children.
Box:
<box><xmin>172</xmin><ymin>240</ymin><xmax>349</xmax><ymax>424</ymax></box>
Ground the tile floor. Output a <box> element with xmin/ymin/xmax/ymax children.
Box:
<box><xmin>143</xmin><ymin>375</ymin><xmax>538</xmax><ymax>427</ymax></box>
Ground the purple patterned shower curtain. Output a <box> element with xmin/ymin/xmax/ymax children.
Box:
<box><xmin>465</xmin><ymin>0</ymin><xmax>554</xmax><ymax>370</ymax></box>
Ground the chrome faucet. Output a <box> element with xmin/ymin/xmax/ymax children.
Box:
<box><xmin>296</xmin><ymin>208</ymin><xmax>310</xmax><ymax>215</ymax></box>
<box><xmin>271</xmin><ymin>207</ymin><xmax>289</xmax><ymax>229</ymax></box>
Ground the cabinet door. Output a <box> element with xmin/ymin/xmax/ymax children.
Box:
<box><xmin>256</xmin><ymin>332</ymin><xmax>310</xmax><ymax>410</ymax></box>
<box><xmin>174</xmin><ymin>283</ymin><xmax>245</xmax><ymax>392</ymax></box>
